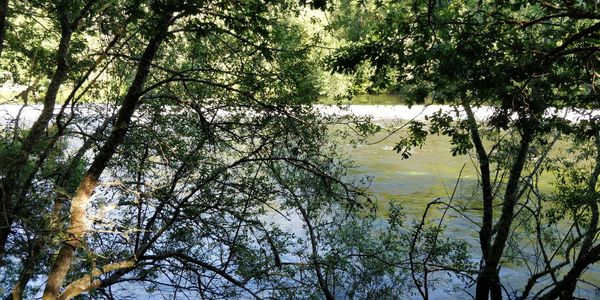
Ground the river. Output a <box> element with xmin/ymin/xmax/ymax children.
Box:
<box><xmin>2</xmin><ymin>101</ymin><xmax>600</xmax><ymax>299</ymax></box>
<box><xmin>325</xmin><ymin>99</ymin><xmax>600</xmax><ymax>299</ymax></box>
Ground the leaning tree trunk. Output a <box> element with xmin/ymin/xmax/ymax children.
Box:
<box><xmin>6</xmin><ymin>15</ymin><xmax>128</xmax><ymax>293</ymax></box>
<box><xmin>8</xmin><ymin>117</ymin><xmax>113</xmax><ymax>300</ymax></box>
<box><xmin>41</xmin><ymin>10</ymin><xmax>174</xmax><ymax>300</ymax></box>
<box><xmin>0</xmin><ymin>18</ymin><xmax>73</xmax><ymax>260</ymax></box>
<box><xmin>0</xmin><ymin>0</ymin><xmax>97</xmax><ymax>260</ymax></box>
<box><xmin>537</xmin><ymin>244</ymin><xmax>600</xmax><ymax>300</ymax></box>
<box><xmin>6</xmin><ymin>238</ymin><xmax>43</xmax><ymax>300</ymax></box>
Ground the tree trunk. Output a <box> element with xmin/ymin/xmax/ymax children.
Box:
<box><xmin>463</xmin><ymin>104</ymin><xmax>494</xmax><ymax>259</ymax></box>
<box><xmin>474</xmin><ymin>267</ymin><xmax>502</xmax><ymax>300</ymax></box>
<box><xmin>0</xmin><ymin>0</ymin><xmax>8</xmax><ymax>58</ymax></box>
<box><xmin>6</xmin><ymin>116</ymin><xmax>113</xmax><ymax>298</ymax></box>
<box><xmin>0</xmin><ymin>22</ymin><xmax>73</xmax><ymax>260</ymax></box>
<box><xmin>475</xmin><ymin>127</ymin><xmax>534</xmax><ymax>300</ymax></box>
<box><xmin>41</xmin><ymin>10</ymin><xmax>174</xmax><ymax>300</ymax></box>
<box><xmin>8</xmin><ymin>238</ymin><xmax>43</xmax><ymax>300</ymax></box>
<box><xmin>58</xmin><ymin>260</ymin><xmax>135</xmax><ymax>300</ymax></box>
<box><xmin>464</xmin><ymin>103</ymin><xmax>499</xmax><ymax>300</ymax></box>
<box><xmin>538</xmin><ymin>244</ymin><xmax>600</xmax><ymax>300</ymax></box>
<box><xmin>299</xmin><ymin>206</ymin><xmax>334</xmax><ymax>300</ymax></box>
<box><xmin>0</xmin><ymin>0</ymin><xmax>97</xmax><ymax>260</ymax></box>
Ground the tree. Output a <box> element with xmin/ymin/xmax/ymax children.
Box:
<box><xmin>331</xmin><ymin>0</ymin><xmax>599</xmax><ymax>299</ymax></box>
<box><xmin>0</xmin><ymin>0</ymin><xmax>102</xmax><ymax>258</ymax></box>
<box><xmin>1</xmin><ymin>1</ymin><xmax>147</xmax><ymax>297</ymax></box>
<box><xmin>0</xmin><ymin>0</ymin><xmax>405</xmax><ymax>299</ymax></box>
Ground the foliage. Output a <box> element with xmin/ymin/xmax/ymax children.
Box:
<box><xmin>0</xmin><ymin>0</ymin><xmax>417</xmax><ymax>299</ymax></box>
<box><xmin>1</xmin><ymin>0</ymin><xmax>599</xmax><ymax>299</ymax></box>
<box><xmin>330</xmin><ymin>0</ymin><xmax>600</xmax><ymax>299</ymax></box>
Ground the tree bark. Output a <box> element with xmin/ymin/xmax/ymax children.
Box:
<box><xmin>7</xmin><ymin>116</ymin><xmax>114</xmax><ymax>299</ymax></box>
<box><xmin>41</xmin><ymin>10</ymin><xmax>174</xmax><ymax>300</ymax></box>
<box><xmin>0</xmin><ymin>0</ymin><xmax>8</xmax><ymax>58</ymax></box>
<box><xmin>0</xmin><ymin>14</ymin><xmax>73</xmax><ymax>260</ymax></box>
<box><xmin>463</xmin><ymin>103</ymin><xmax>499</xmax><ymax>300</ymax></box>
<box><xmin>8</xmin><ymin>238</ymin><xmax>43</xmax><ymax>300</ymax></box>
<box><xmin>58</xmin><ymin>260</ymin><xmax>135</xmax><ymax>300</ymax></box>
<box><xmin>475</xmin><ymin>126</ymin><xmax>535</xmax><ymax>300</ymax></box>
<box><xmin>537</xmin><ymin>245</ymin><xmax>600</xmax><ymax>300</ymax></box>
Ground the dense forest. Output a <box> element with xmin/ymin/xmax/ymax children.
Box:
<box><xmin>0</xmin><ymin>0</ymin><xmax>598</xmax><ymax>299</ymax></box>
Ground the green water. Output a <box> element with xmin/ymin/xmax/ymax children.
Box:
<box><xmin>347</xmin><ymin>132</ymin><xmax>479</xmax><ymax>215</ymax></box>
<box><xmin>339</xmin><ymin>101</ymin><xmax>600</xmax><ymax>298</ymax></box>
<box><xmin>345</xmin><ymin>128</ymin><xmax>484</xmax><ymax>252</ymax></box>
